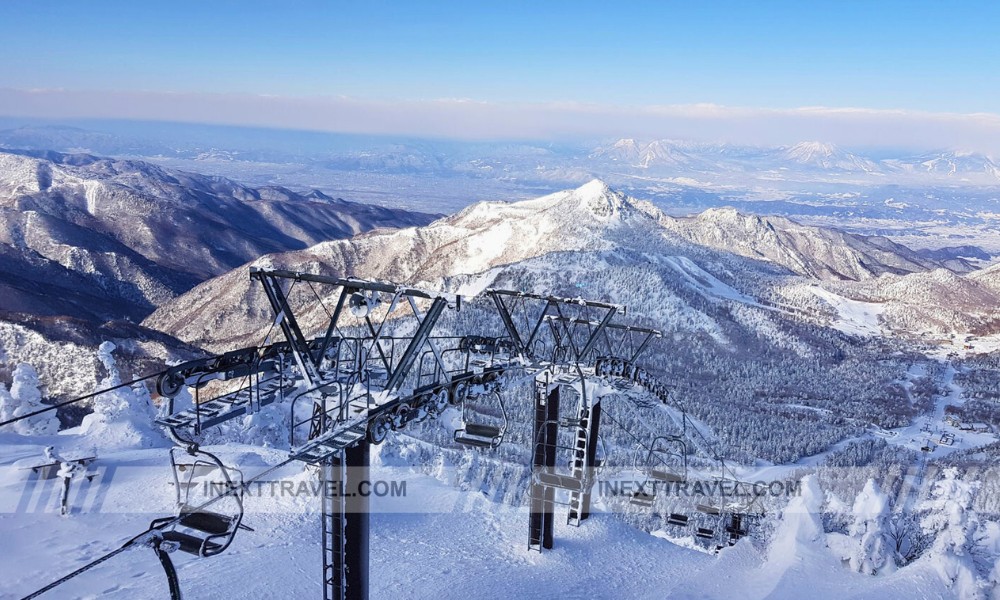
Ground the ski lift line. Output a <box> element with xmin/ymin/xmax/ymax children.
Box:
<box><xmin>603</xmin><ymin>406</ymin><xmax>754</xmax><ymax>513</ymax></box>
<box><xmin>305</xmin><ymin>280</ymin><xmax>335</xmax><ymax>320</ymax></box>
<box><xmin>3</xmin><ymin>315</ymin><xmax>292</xmax><ymax>430</ymax></box>
<box><xmin>20</xmin><ymin>456</ymin><xmax>297</xmax><ymax>600</ymax></box>
<box><xmin>0</xmin><ymin>370</ymin><xmax>165</xmax><ymax>429</ymax></box>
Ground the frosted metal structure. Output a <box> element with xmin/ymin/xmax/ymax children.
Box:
<box><xmin>143</xmin><ymin>269</ymin><xmax>750</xmax><ymax>599</ymax></box>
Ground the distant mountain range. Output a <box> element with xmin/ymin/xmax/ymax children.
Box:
<box><xmin>588</xmin><ymin>138</ymin><xmax>1000</xmax><ymax>181</ymax></box>
<box><xmin>143</xmin><ymin>179</ymin><xmax>989</xmax><ymax>352</ymax></box>
<box><xmin>0</xmin><ymin>149</ymin><xmax>437</xmax><ymax>323</ymax></box>
<box><xmin>3</xmin><ymin>125</ymin><xmax>999</xmax><ymax>185</ymax></box>
<box><xmin>3</xmin><ymin>161</ymin><xmax>998</xmax><ymax>458</ymax></box>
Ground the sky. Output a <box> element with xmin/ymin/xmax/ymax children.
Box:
<box><xmin>2</xmin><ymin>1</ymin><xmax>1000</xmax><ymax>149</ymax></box>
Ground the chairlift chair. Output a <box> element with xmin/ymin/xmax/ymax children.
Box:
<box><xmin>667</xmin><ymin>513</ymin><xmax>689</xmax><ymax>527</ymax></box>
<box><xmin>725</xmin><ymin>513</ymin><xmax>748</xmax><ymax>542</ymax></box>
<box><xmin>633</xmin><ymin>436</ymin><xmax>687</xmax><ymax>492</ymax></box>
<box><xmin>629</xmin><ymin>490</ymin><xmax>655</xmax><ymax>508</ymax></box>
<box><xmin>454</xmin><ymin>390</ymin><xmax>508</xmax><ymax>449</ymax></box>
<box><xmin>150</xmin><ymin>446</ymin><xmax>247</xmax><ymax>558</ymax></box>
<box><xmin>696</xmin><ymin>502</ymin><xmax>722</xmax><ymax>517</ymax></box>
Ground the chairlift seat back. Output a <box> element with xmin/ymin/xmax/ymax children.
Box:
<box><xmin>650</xmin><ymin>469</ymin><xmax>684</xmax><ymax>483</ymax></box>
<box><xmin>630</xmin><ymin>491</ymin><xmax>655</xmax><ymax>507</ymax></box>
<box><xmin>179</xmin><ymin>507</ymin><xmax>237</xmax><ymax>536</ymax></box>
<box><xmin>464</xmin><ymin>423</ymin><xmax>501</xmax><ymax>438</ymax></box>
<box><xmin>667</xmin><ymin>513</ymin><xmax>689</xmax><ymax>526</ymax></box>
<box><xmin>454</xmin><ymin>434</ymin><xmax>496</xmax><ymax>448</ymax></box>
<box><xmin>697</xmin><ymin>503</ymin><xmax>721</xmax><ymax>516</ymax></box>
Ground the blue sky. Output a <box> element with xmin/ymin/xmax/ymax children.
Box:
<box><xmin>2</xmin><ymin>1</ymin><xmax>999</xmax><ymax>146</ymax></box>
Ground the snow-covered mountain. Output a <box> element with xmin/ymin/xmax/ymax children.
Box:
<box><xmin>146</xmin><ymin>179</ymin><xmax>971</xmax><ymax>351</ymax></box>
<box><xmin>143</xmin><ymin>180</ymin><xmax>669</xmax><ymax>348</ymax></box>
<box><xmin>663</xmin><ymin>207</ymin><xmax>963</xmax><ymax>281</ymax></box>
<box><xmin>885</xmin><ymin>150</ymin><xmax>1000</xmax><ymax>179</ymax></box>
<box><xmin>590</xmin><ymin>139</ymin><xmax>698</xmax><ymax>169</ymax></box>
<box><xmin>585</xmin><ymin>137</ymin><xmax>1000</xmax><ymax>183</ymax></box>
<box><xmin>780</xmin><ymin>141</ymin><xmax>880</xmax><ymax>173</ymax></box>
<box><xmin>0</xmin><ymin>149</ymin><xmax>436</xmax><ymax>322</ymax></box>
<box><xmin>140</xmin><ymin>179</ymin><xmax>1000</xmax><ymax>471</ymax></box>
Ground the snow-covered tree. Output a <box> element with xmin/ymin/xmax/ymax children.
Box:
<box><xmin>921</xmin><ymin>467</ymin><xmax>987</xmax><ymax>600</ymax></box>
<box><xmin>849</xmin><ymin>478</ymin><xmax>895</xmax><ymax>575</ymax></box>
<box><xmin>990</xmin><ymin>557</ymin><xmax>1000</xmax><ymax>600</ymax></box>
<box><xmin>0</xmin><ymin>380</ymin><xmax>14</xmax><ymax>424</ymax></box>
<box><xmin>80</xmin><ymin>342</ymin><xmax>161</xmax><ymax>448</ymax></box>
<box><xmin>10</xmin><ymin>362</ymin><xmax>59</xmax><ymax>435</ymax></box>
<box><xmin>767</xmin><ymin>474</ymin><xmax>827</xmax><ymax>565</ymax></box>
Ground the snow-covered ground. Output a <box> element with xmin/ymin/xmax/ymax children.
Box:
<box><xmin>808</xmin><ymin>286</ymin><xmax>885</xmax><ymax>336</ymax></box>
<box><xmin>0</xmin><ymin>425</ymin><xmax>982</xmax><ymax>600</ymax></box>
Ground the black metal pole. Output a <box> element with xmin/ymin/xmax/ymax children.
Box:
<box><xmin>344</xmin><ymin>441</ymin><xmax>370</xmax><ymax>600</ymax></box>
<box><xmin>529</xmin><ymin>382</ymin><xmax>560</xmax><ymax>551</ymax></box>
<box><xmin>579</xmin><ymin>401</ymin><xmax>602</xmax><ymax>521</ymax></box>
<box><xmin>152</xmin><ymin>541</ymin><xmax>183</xmax><ymax>600</ymax></box>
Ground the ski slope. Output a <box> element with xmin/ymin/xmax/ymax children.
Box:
<box><xmin>808</xmin><ymin>286</ymin><xmax>884</xmax><ymax>336</ymax></box>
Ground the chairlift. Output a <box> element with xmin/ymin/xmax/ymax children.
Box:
<box><xmin>454</xmin><ymin>390</ymin><xmax>508</xmax><ymax>449</ymax></box>
<box><xmin>647</xmin><ymin>436</ymin><xmax>687</xmax><ymax>483</ymax></box>
<box><xmin>629</xmin><ymin>490</ymin><xmax>655</xmax><ymax>508</ymax></box>
<box><xmin>632</xmin><ymin>436</ymin><xmax>687</xmax><ymax>497</ymax></box>
<box><xmin>696</xmin><ymin>502</ymin><xmax>722</xmax><ymax>516</ymax></box>
<box><xmin>149</xmin><ymin>446</ymin><xmax>248</xmax><ymax>558</ymax></box>
<box><xmin>726</xmin><ymin>513</ymin><xmax>748</xmax><ymax>542</ymax></box>
<box><xmin>667</xmin><ymin>513</ymin><xmax>689</xmax><ymax>527</ymax></box>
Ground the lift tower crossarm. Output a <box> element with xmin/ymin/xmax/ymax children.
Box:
<box><xmin>486</xmin><ymin>289</ymin><xmax>626</xmax><ymax>361</ymax></box>
<box><xmin>250</xmin><ymin>268</ymin><xmax>459</xmax><ymax>395</ymax></box>
<box><xmin>250</xmin><ymin>268</ymin><xmax>458</xmax><ymax>302</ymax></box>
<box><xmin>549</xmin><ymin>319</ymin><xmax>662</xmax><ymax>363</ymax></box>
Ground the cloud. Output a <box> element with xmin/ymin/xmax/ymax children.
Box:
<box><xmin>2</xmin><ymin>87</ymin><xmax>999</xmax><ymax>153</ymax></box>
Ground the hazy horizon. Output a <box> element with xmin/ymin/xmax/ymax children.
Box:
<box><xmin>3</xmin><ymin>2</ymin><xmax>1000</xmax><ymax>153</ymax></box>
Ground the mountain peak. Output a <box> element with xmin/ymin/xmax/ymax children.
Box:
<box><xmin>785</xmin><ymin>141</ymin><xmax>839</xmax><ymax>161</ymax></box>
<box><xmin>564</xmin><ymin>179</ymin><xmax>637</xmax><ymax>219</ymax></box>
<box><xmin>575</xmin><ymin>177</ymin><xmax>613</xmax><ymax>199</ymax></box>
<box><xmin>782</xmin><ymin>141</ymin><xmax>877</xmax><ymax>172</ymax></box>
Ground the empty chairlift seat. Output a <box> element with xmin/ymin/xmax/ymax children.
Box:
<box><xmin>159</xmin><ymin>507</ymin><xmax>237</xmax><ymax>555</ymax></box>
<box><xmin>630</xmin><ymin>490</ymin><xmax>655</xmax><ymax>508</ymax></box>
<box><xmin>455</xmin><ymin>423</ymin><xmax>503</xmax><ymax>448</ymax></box>
<box><xmin>151</xmin><ymin>446</ymin><xmax>246</xmax><ymax>558</ymax></box>
<box><xmin>454</xmin><ymin>391</ymin><xmax>508</xmax><ymax>450</ymax></box>
<box><xmin>667</xmin><ymin>513</ymin><xmax>689</xmax><ymax>527</ymax></box>
<box><xmin>650</xmin><ymin>468</ymin><xmax>684</xmax><ymax>483</ymax></box>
